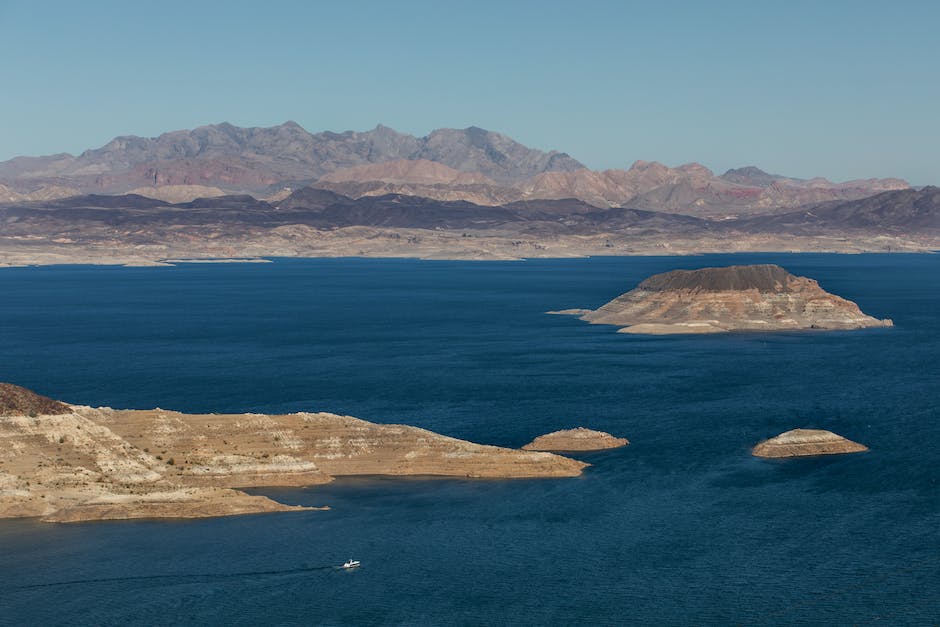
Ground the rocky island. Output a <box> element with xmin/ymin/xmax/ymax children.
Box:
<box><xmin>752</xmin><ymin>428</ymin><xmax>869</xmax><ymax>458</ymax></box>
<box><xmin>558</xmin><ymin>264</ymin><xmax>892</xmax><ymax>334</ymax></box>
<box><xmin>0</xmin><ymin>383</ymin><xmax>587</xmax><ymax>523</ymax></box>
<box><xmin>522</xmin><ymin>428</ymin><xmax>629</xmax><ymax>451</ymax></box>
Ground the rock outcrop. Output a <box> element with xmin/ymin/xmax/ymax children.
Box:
<box><xmin>566</xmin><ymin>264</ymin><xmax>893</xmax><ymax>334</ymax></box>
<box><xmin>752</xmin><ymin>429</ymin><xmax>869</xmax><ymax>458</ymax></box>
<box><xmin>522</xmin><ymin>428</ymin><xmax>628</xmax><ymax>451</ymax></box>
<box><xmin>0</xmin><ymin>382</ymin><xmax>71</xmax><ymax>417</ymax></box>
<box><xmin>127</xmin><ymin>184</ymin><xmax>228</xmax><ymax>203</ymax></box>
<box><xmin>0</xmin><ymin>385</ymin><xmax>587</xmax><ymax>523</ymax></box>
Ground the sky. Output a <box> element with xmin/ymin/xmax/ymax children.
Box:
<box><xmin>0</xmin><ymin>0</ymin><xmax>937</xmax><ymax>184</ymax></box>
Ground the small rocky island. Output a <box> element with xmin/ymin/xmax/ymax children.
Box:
<box><xmin>523</xmin><ymin>428</ymin><xmax>628</xmax><ymax>451</ymax></box>
<box><xmin>552</xmin><ymin>264</ymin><xmax>892</xmax><ymax>334</ymax></box>
<box><xmin>0</xmin><ymin>383</ymin><xmax>587</xmax><ymax>523</ymax></box>
<box><xmin>752</xmin><ymin>428</ymin><xmax>869</xmax><ymax>458</ymax></box>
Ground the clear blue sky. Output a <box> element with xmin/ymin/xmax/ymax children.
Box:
<box><xmin>1</xmin><ymin>0</ymin><xmax>937</xmax><ymax>183</ymax></box>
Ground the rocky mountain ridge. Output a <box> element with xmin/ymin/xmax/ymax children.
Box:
<box><xmin>309</xmin><ymin>159</ymin><xmax>908</xmax><ymax>217</ymax></box>
<box><xmin>737</xmin><ymin>186</ymin><xmax>940</xmax><ymax>234</ymax></box>
<box><xmin>0</xmin><ymin>122</ymin><xmax>583</xmax><ymax>195</ymax></box>
<box><xmin>1</xmin><ymin>187</ymin><xmax>937</xmax><ymax>267</ymax></box>
<box><xmin>0</xmin><ymin>122</ymin><xmax>908</xmax><ymax>216</ymax></box>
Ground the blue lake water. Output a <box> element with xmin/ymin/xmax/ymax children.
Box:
<box><xmin>0</xmin><ymin>253</ymin><xmax>937</xmax><ymax>625</ymax></box>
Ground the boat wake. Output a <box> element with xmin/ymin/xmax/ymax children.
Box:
<box><xmin>7</xmin><ymin>564</ymin><xmax>341</xmax><ymax>591</ymax></box>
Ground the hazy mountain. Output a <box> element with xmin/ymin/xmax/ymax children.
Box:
<box><xmin>518</xmin><ymin>162</ymin><xmax>907</xmax><ymax>215</ymax></box>
<box><xmin>720</xmin><ymin>166</ymin><xmax>797</xmax><ymax>187</ymax></box>
<box><xmin>0</xmin><ymin>122</ymin><xmax>583</xmax><ymax>195</ymax></box>
<box><xmin>13</xmin><ymin>185</ymin><xmax>933</xmax><ymax>236</ymax></box>
<box><xmin>313</xmin><ymin>159</ymin><xmax>521</xmax><ymax>206</ymax></box>
<box><xmin>0</xmin><ymin>183</ymin><xmax>79</xmax><ymax>203</ymax></box>
<box><xmin>300</xmin><ymin>194</ymin><xmax>523</xmax><ymax>230</ymax></box>
<box><xmin>274</xmin><ymin>187</ymin><xmax>353</xmax><ymax>212</ymax></box>
<box><xmin>0</xmin><ymin>121</ymin><xmax>911</xmax><ymax>216</ymax></box>
<box><xmin>314</xmin><ymin>158</ymin><xmax>909</xmax><ymax>216</ymax></box>
<box><xmin>413</xmin><ymin>127</ymin><xmax>582</xmax><ymax>182</ymax></box>
<box><xmin>737</xmin><ymin>186</ymin><xmax>940</xmax><ymax>234</ymax></box>
<box><xmin>3</xmin><ymin>186</ymin><xmax>938</xmax><ymax>266</ymax></box>
<box><xmin>319</xmin><ymin>159</ymin><xmax>496</xmax><ymax>186</ymax></box>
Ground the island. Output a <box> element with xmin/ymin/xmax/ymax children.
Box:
<box><xmin>0</xmin><ymin>383</ymin><xmax>587</xmax><ymax>523</ymax></box>
<box><xmin>751</xmin><ymin>428</ymin><xmax>869</xmax><ymax>458</ymax></box>
<box><xmin>554</xmin><ymin>264</ymin><xmax>893</xmax><ymax>334</ymax></box>
<box><xmin>522</xmin><ymin>428</ymin><xmax>629</xmax><ymax>451</ymax></box>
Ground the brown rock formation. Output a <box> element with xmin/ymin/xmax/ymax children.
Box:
<box><xmin>522</xmin><ymin>428</ymin><xmax>628</xmax><ymax>451</ymax></box>
<box><xmin>752</xmin><ymin>429</ymin><xmax>869</xmax><ymax>458</ymax></box>
<box><xmin>510</xmin><ymin>161</ymin><xmax>907</xmax><ymax>216</ymax></box>
<box><xmin>312</xmin><ymin>160</ymin><xmax>518</xmax><ymax>206</ymax></box>
<box><xmin>569</xmin><ymin>264</ymin><xmax>893</xmax><ymax>334</ymax></box>
<box><xmin>0</xmin><ymin>386</ymin><xmax>587</xmax><ymax>522</ymax></box>
<box><xmin>41</xmin><ymin>489</ymin><xmax>316</xmax><ymax>524</ymax></box>
<box><xmin>309</xmin><ymin>161</ymin><xmax>908</xmax><ymax>216</ymax></box>
<box><xmin>0</xmin><ymin>184</ymin><xmax>78</xmax><ymax>203</ymax></box>
<box><xmin>127</xmin><ymin>184</ymin><xmax>228</xmax><ymax>203</ymax></box>
<box><xmin>0</xmin><ymin>383</ymin><xmax>71</xmax><ymax>417</ymax></box>
<box><xmin>319</xmin><ymin>159</ymin><xmax>496</xmax><ymax>187</ymax></box>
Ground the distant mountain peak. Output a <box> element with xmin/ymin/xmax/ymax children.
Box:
<box><xmin>720</xmin><ymin>165</ymin><xmax>795</xmax><ymax>187</ymax></box>
<box><xmin>675</xmin><ymin>162</ymin><xmax>714</xmax><ymax>177</ymax></box>
<box><xmin>725</xmin><ymin>165</ymin><xmax>772</xmax><ymax>177</ymax></box>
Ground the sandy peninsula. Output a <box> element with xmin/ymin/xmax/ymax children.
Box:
<box><xmin>0</xmin><ymin>383</ymin><xmax>586</xmax><ymax>523</ymax></box>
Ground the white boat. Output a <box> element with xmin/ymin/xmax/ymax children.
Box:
<box><xmin>342</xmin><ymin>559</ymin><xmax>360</xmax><ymax>569</ymax></box>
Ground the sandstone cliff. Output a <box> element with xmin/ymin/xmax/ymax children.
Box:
<box><xmin>569</xmin><ymin>264</ymin><xmax>893</xmax><ymax>334</ymax></box>
<box><xmin>0</xmin><ymin>385</ymin><xmax>586</xmax><ymax>523</ymax></box>
<box><xmin>522</xmin><ymin>428</ymin><xmax>628</xmax><ymax>451</ymax></box>
<box><xmin>752</xmin><ymin>429</ymin><xmax>869</xmax><ymax>458</ymax></box>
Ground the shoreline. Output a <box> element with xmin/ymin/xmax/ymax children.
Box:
<box><xmin>0</xmin><ymin>244</ymin><xmax>936</xmax><ymax>269</ymax></box>
<box><xmin>0</xmin><ymin>400</ymin><xmax>587</xmax><ymax>524</ymax></box>
<box><xmin>1</xmin><ymin>223</ymin><xmax>937</xmax><ymax>268</ymax></box>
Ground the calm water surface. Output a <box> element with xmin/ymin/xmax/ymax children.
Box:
<box><xmin>0</xmin><ymin>254</ymin><xmax>937</xmax><ymax>625</ymax></box>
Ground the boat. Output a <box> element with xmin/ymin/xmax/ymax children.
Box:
<box><xmin>342</xmin><ymin>559</ymin><xmax>360</xmax><ymax>569</ymax></box>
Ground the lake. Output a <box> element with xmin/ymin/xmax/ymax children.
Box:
<box><xmin>0</xmin><ymin>253</ymin><xmax>937</xmax><ymax>625</ymax></box>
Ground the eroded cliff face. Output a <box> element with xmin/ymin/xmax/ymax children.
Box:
<box><xmin>0</xmin><ymin>389</ymin><xmax>586</xmax><ymax>523</ymax></box>
<box><xmin>574</xmin><ymin>264</ymin><xmax>893</xmax><ymax>334</ymax></box>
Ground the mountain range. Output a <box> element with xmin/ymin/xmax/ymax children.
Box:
<box><xmin>0</xmin><ymin>122</ymin><xmax>581</xmax><ymax>194</ymax></box>
<box><xmin>0</xmin><ymin>121</ymin><xmax>934</xmax><ymax>265</ymax></box>
<box><xmin>2</xmin><ymin>184</ymin><xmax>936</xmax><ymax>246</ymax></box>
<box><xmin>0</xmin><ymin>122</ymin><xmax>908</xmax><ymax>216</ymax></box>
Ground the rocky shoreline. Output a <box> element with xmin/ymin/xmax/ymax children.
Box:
<box><xmin>523</xmin><ymin>428</ymin><xmax>629</xmax><ymax>451</ymax></box>
<box><xmin>0</xmin><ymin>384</ymin><xmax>586</xmax><ymax>523</ymax></box>
<box><xmin>752</xmin><ymin>429</ymin><xmax>869</xmax><ymax>458</ymax></box>
<box><xmin>1</xmin><ymin>229</ymin><xmax>936</xmax><ymax>269</ymax></box>
<box><xmin>0</xmin><ymin>383</ymin><xmax>879</xmax><ymax>523</ymax></box>
<box><xmin>560</xmin><ymin>264</ymin><xmax>893</xmax><ymax>334</ymax></box>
